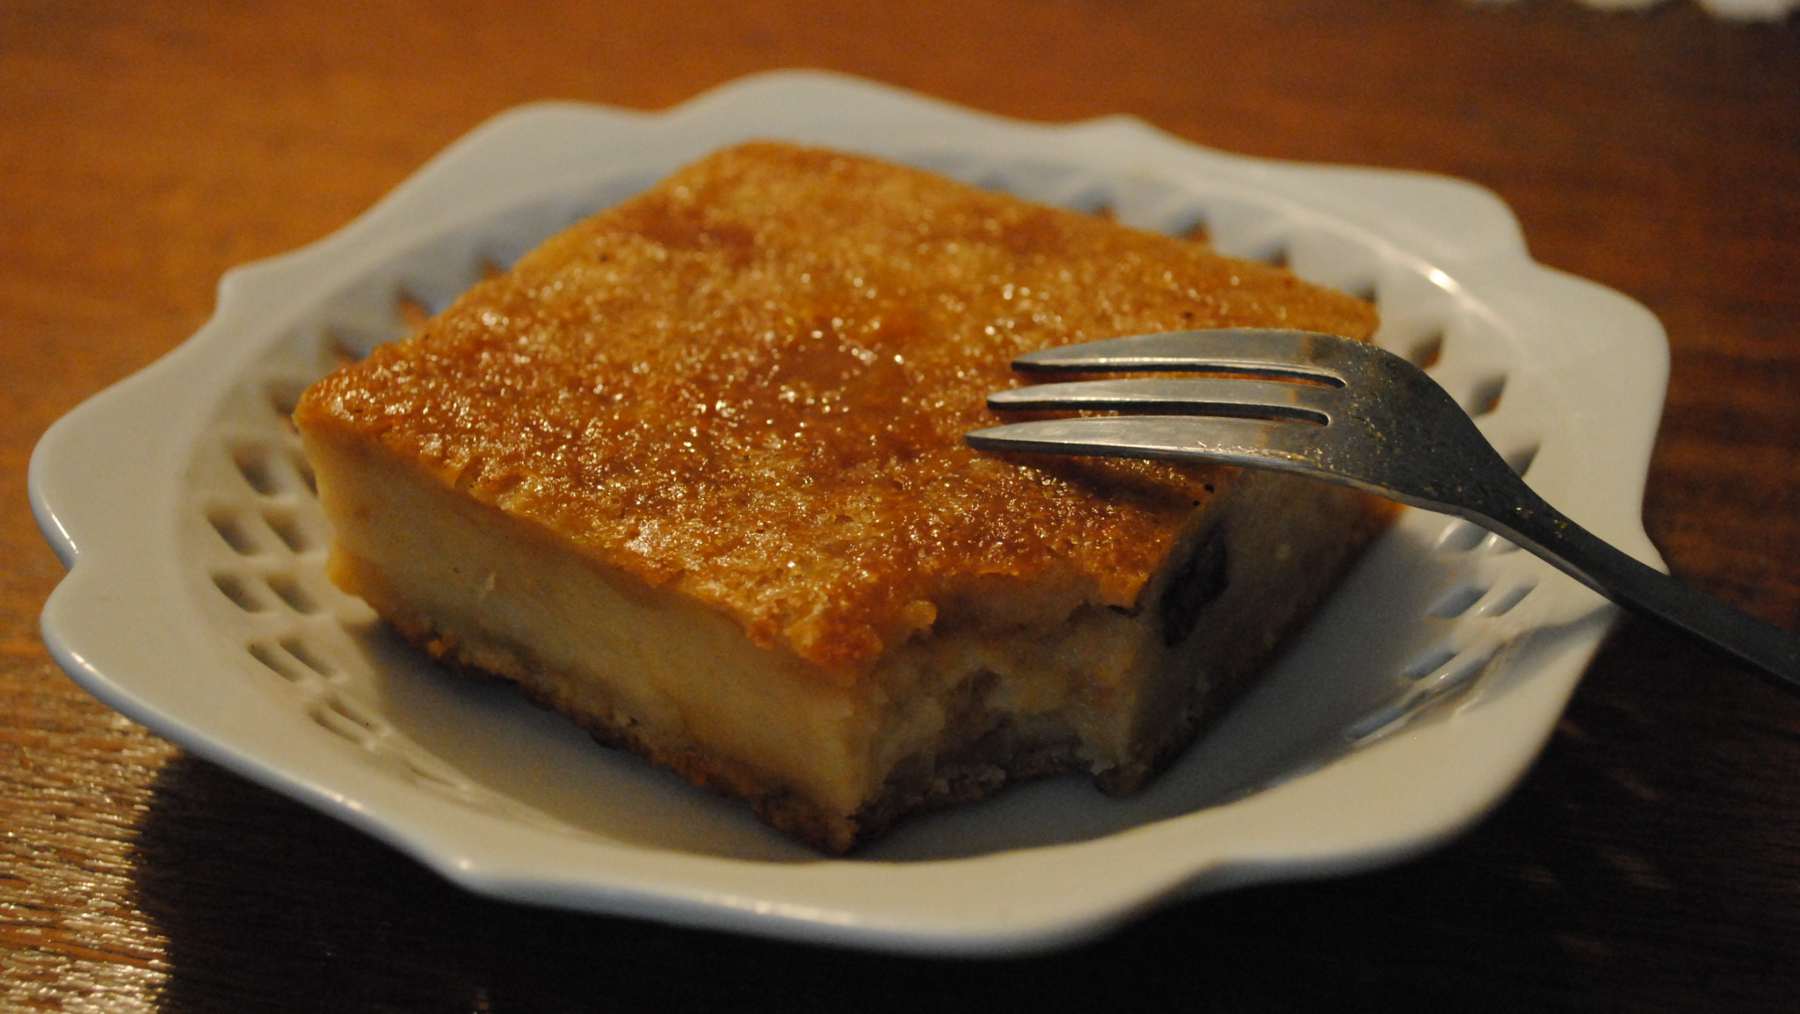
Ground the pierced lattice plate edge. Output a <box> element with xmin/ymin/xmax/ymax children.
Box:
<box><xmin>31</xmin><ymin>71</ymin><xmax>1668</xmax><ymax>955</ymax></box>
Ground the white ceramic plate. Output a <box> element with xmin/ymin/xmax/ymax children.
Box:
<box><xmin>32</xmin><ymin>71</ymin><xmax>1668</xmax><ymax>955</ymax></box>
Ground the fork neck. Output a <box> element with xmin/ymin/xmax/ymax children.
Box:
<box><xmin>1467</xmin><ymin>485</ymin><xmax>1800</xmax><ymax>689</ymax></box>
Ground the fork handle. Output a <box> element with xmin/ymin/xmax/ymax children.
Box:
<box><xmin>1471</xmin><ymin>491</ymin><xmax>1800</xmax><ymax>691</ymax></box>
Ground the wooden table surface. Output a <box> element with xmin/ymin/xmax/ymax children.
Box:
<box><xmin>5</xmin><ymin>1</ymin><xmax>1797</xmax><ymax>1009</ymax></box>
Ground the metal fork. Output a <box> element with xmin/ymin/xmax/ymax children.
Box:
<box><xmin>966</xmin><ymin>328</ymin><xmax>1799</xmax><ymax>689</ymax></box>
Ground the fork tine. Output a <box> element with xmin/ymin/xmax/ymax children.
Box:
<box><xmin>1014</xmin><ymin>328</ymin><xmax>1353</xmax><ymax>385</ymax></box>
<box><xmin>988</xmin><ymin>377</ymin><xmax>1338</xmax><ymax>424</ymax></box>
<box><xmin>966</xmin><ymin>415</ymin><xmax>1327</xmax><ymax>472</ymax></box>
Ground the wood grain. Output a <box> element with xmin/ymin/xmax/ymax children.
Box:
<box><xmin>3</xmin><ymin>1</ymin><xmax>1797</xmax><ymax>1009</ymax></box>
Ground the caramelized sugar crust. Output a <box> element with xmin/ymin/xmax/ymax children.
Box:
<box><xmin>296</xmin><ymin>143</ymin><xmax>1376</xmax><ymax>680</ymax></box>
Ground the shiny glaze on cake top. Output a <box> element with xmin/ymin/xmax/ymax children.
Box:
<box><xmin>296</xmin><ymin>143</ymin><xmax>1375</xmax><ymax>681</ymax></box>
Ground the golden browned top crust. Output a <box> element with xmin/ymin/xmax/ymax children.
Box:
<box><xmin>296</xmin><ymin>143</ymin><xmax>1375</xmax><ymax>682</ymax></box>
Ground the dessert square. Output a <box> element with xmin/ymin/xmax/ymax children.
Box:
<box><xmin>294</xmin><ymin>143</ymin><xmax>1391</xmax><ymax>852</ymax></box>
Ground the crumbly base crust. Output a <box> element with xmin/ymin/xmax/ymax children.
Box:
<box><xmin>372</xmin><ymin>598</ymin><xmax>867</xmax><ymax>851</ymax></box>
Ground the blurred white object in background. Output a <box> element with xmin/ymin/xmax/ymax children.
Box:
<box><xmin>1476</xmin><ymin>0</ymin><xmax>1797</xmax><ymax>19</ymax></box>
<box><xmin>1697</xmin><ymin>0</ymin><xmax>1798</xmax><ymax>17</ymax></box>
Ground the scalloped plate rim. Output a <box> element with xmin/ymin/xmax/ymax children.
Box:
<box><xmin>30</xmin><ymin>71</ymin><xmax>1667</xmax><ymax>955</ymax></box>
